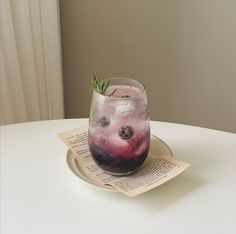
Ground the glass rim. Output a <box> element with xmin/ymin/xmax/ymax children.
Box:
<box><xmin>92</xmin><ymin>77</ymin><xmax>146</xmax><ymax>100</ymax></box>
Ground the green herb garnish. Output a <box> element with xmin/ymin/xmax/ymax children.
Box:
<box><xmin>90</xmin><ymin>73</ymin><xmax>111</xmax><ymax>96</ymax></box>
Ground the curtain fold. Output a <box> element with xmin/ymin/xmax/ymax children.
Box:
<box><xmin>0</xmin><ymin>0</ymin><xmax>64</xmax><ymax>125</ymax></box>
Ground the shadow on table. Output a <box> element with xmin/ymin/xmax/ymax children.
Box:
<box><xmin>96</xmin><ymin>172</ymin><xmax>205</xmax><ymax>213</ymax></box>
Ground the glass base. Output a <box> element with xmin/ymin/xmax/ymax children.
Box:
<box><xmin>103</xmin><ymin>169</ymin><xmax>137</xmax><ymax>176</ymax></box>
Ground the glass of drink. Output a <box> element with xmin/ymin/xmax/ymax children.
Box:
<box><xmin>88</xmin><ymin>77</ymin><xmax>150</xmax><ymax>175</ymax></box>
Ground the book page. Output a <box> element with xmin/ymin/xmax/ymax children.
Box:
<box><xmin>58</xmin><ymin>125</ymin><xmax>190</xmax><ymax>197</ymax></box>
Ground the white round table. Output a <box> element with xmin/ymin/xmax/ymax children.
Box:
<box><xmin>1</xmin><ymin>119</ymin><xmax>236</xmax><ymax>234</ymax></box>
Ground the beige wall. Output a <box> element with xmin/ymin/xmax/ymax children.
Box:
<box><xmin>60</xmin><ymin>0</ymin><xmax>236</xmax><ymax>133</ymax></box>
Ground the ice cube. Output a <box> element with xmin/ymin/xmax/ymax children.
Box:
<box><xmin>133</xmin><ymin>141</ymin><xmax>148</xmax><ymax>156</ymax></box>
<box><xmin>106</xmin><ymin>132</ymin><xmax>129</xmax><ymax>152</ymax></box>
<box><xmin>116</xmin><ymin>101</ymin><xmax>135</xmax><ymax>115</ymax></box>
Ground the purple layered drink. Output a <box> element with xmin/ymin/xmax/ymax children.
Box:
<box><xmin>88</xmin><ymin>77</ymin><xmax>150</xmax><ymax>175</ymax></box>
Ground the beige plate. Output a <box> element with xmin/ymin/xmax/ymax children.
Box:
<box><xmin>67</xmin><ymin>135</ymin><xmax>173</xmax><ymax>191</ymax></box>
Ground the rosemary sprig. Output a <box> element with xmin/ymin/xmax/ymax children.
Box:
<box><xmin>90</xmin><ymin>73</ymin><xmax>111</xmax><ymax>96</ymax></box>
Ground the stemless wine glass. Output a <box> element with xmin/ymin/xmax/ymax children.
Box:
<box><xmin>88</xmin><ymin>78</ymin><xmax>150</xmax><ymax>175</ymax></box>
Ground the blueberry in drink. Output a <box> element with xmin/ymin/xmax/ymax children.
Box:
<box><xmin>89</xmin><ymin>76</ymin><xmax>150</xmax><ymax>175</ymax></box>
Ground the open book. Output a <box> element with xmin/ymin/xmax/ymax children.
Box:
<box><xmin>58</xmin><ymin>125</ymin><xmax>190</xmax><ymax>197</ymax></box>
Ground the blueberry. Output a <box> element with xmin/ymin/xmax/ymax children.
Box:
<box><xmin>90</xmin><ymin>144</ymin><xmax>113</xmax><ymax>166</ymax></box>
<box><xmin>96</xmin><ymin>116</ymin><xmax>110</xmax><ymax>127</ymax></box>
<box><xmin>119</xmin><ymin>125</ymin><xmax>134</xmax><ymax>140</ymax></box>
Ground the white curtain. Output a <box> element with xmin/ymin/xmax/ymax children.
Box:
<box><xmin>0</xmin><ymin>0</ymin><xmax>64</xmax><ymax>125</ymax></box>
